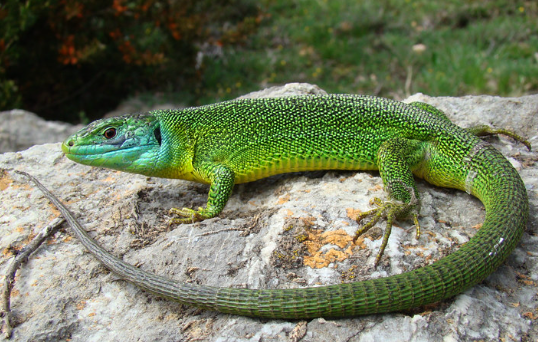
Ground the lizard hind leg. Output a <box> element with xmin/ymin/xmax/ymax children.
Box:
<box><xmin>465</xmin><ymin>125</ymin><xmax>531</xmax><ymax>151</ymax></box>
<box><xmin>354</xmin><ymin>137</ymin><xmax>425</xmax><ymax>266</ymax></box>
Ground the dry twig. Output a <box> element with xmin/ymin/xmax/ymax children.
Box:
<box><xmin>1</xmin><ymin>212</ymin><xmax>64</xmax><ymax>338</ymax></box>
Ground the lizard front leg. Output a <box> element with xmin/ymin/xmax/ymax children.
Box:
<box><xmin>170</xmin><ymin>163</ymin><xmax>235</xmax><ymax>224</ymax></box>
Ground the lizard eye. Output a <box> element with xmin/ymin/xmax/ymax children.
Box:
<box><xmin>103</xmin><ymin>128</ymin><xmax>117</xmax><ymax>139</ymax></box>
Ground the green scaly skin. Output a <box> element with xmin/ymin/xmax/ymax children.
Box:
<box><xmin>61</xmin><ymin>95</ymin><xmax>529</xmax><ymax>319</ymax></box>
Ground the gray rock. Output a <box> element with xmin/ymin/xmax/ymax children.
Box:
<box><xmin>237</xmin><ymin>82</ymin><xmax>327</xmax><ymax>99</ymax></box>
<box><xmin>1</xmin><ymin>84</ymin><xmax>537</xmax><ymax>341</ymax></box>
<box><xmin>0</xmin><ymin>110</ymin><xmax>82</xmax><ymax>153</ymax></box>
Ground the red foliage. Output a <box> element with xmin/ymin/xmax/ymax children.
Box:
<box><xmin>58</xmin><ymin>35</ymin><xmax>78</xmax><ymax>65</ymax></box>
<box><xmin>112</xmin><ymin>0</ymin><xmax>128</xmax><ymax>15</ymax></box>
<box><xmin>1</xmin><ymin>0</ymin><xmax>261</xmax><ymax>120</ymax></box>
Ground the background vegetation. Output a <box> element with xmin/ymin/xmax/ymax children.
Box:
<box><xmin>0</xmin><ymin>0</ymin><xmax>259</xmax><ymax>122</ymax></box>
<box><xmin>1</xmin><ymin>0</ymin><xmax>537</xmax><ymax>122</ymax></box>
<box><xmin>200</xmin><ymin>0</ymin><xmax>538</xmax><ymax>103</ymax></box>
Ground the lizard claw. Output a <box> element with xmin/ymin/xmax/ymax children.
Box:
<box><xmin>168</xmin><ymin>207</ymin><xmax>206</xmax><ymax>224</ymax></box>
<box><xmin>354</xmin><ymin>198</ymin><xmax>420</xmax><ymax>266</ymax></box>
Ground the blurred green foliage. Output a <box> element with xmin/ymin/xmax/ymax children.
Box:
<box><xmin>0</xmin><ymin>0</ymin><xmax>260</xmax><ymax>122</ymax></box>
<box><xmin>199</xmin><ymin>0</ymin><xmax>538</xmax><ymax>103</ymax></box>
<box><xmin>2</xmin><ymin>0</ymin><xmax>537</xmax><ymax>122</ymax></box>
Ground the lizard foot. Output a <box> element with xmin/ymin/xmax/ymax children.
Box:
<box><xmin>168</xmin><ymin>207</ymin><xmax>208</xmax><ymax>225</ymax></box>
<box><xmin>353</xmin><ymin>197</ymin><xmax>420</xmax><ymax>266</ymax></box>
<box><xmin>467</xmin><ymin>125</ymin><xmax>532</xmax><ymax>151</ymax></box>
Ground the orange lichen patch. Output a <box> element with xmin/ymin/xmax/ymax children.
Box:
<box><xmin>304</xmin><ymin>229</ymin><xmax>323</xmax><ymax>255</ymax></box>
<box><xmin>346</xmin><ymin>208</ymin><xmax>362</xmax><ymax>221</ymax></box>
<box><xmin>285</xmin><ymin>209</ymin><xmax>294</xmax><ymax>217</ymax></box>
<box><xmin>76</xmin><ymin>301</ymin><xmax>87</xmax><ymax>310</ymax></box>
<box><xmin>523</xmin><ymin>312</ymin><xmax>538</xmax><ymax>320</ymax></box>
<box><xmin>338</xmin><ymin>176</ymin><xmax>353</xmax><ymax>182</ymax></box>
<box><xmin>22</xmin><ymin>233</ymin><xmax>37</xmax><ymax>246</ymax></box>
<box><xmin>520</xmin><ymin>279</ymin><xmax>535</xmax><ymax>286</ymax></box>
<box><xmin>516</xmin><ymin>272</ymin><xmax>529</xmax><ymax>279</ymax></box>
<box><xmin>277</xmin><ymin>193</ymin><xmax>290</xmax><ymax>204</ymax></box>
<box><xmin>472</xmin><ymin>223</ymin><xmax>483</xmax><ymax>229</ymax></box>
<box><xmin>404</xmin><ymin>244</ymin><xmax>430</xmax><ymax>256</ymax></box>
<box><xmin>104</xmin><ymin>175</ymin><xmax>117</xmax><ymax>182</ymax></box>
<box><xmin>370</xmin><ymin>184</ymin><xmax>383</xmax><ymax>191</ymax></box>
<box><xmin>304</xmin><ymin>249</ymin><xmax>349</xmax><ymax>269</ymax></box>
<box><xmin>403</xmin><ymin>244</ymin><xmax>427</xmax><ymax>256</ymax></box>
<box><xmin>417</xmin><ymin>251</ymin><xmax>426</xmax><ymax>259</ymax></box>
<box><xmin>516</xmin><ymin>272</ymin><xmax>536</xmax><ymax>286</ymax></box>
<box><xmin>0</xmin><ymin>170</ymin><xmax>14</xmax><ymax>190</ymax></box>
<box><xmin>46</xmin><ymin>204</ymin><xmax>61</xmax><ymax>218</ymax></box>
<box><xmin>300</xmin><ymin>216</ymin><xmax>317</xmax><ymax>227</ymax></box>
<box><xmin>303</xmin><ymin>229</ymin><xmax>358</xmax><ymax>269</ymax></box>
<box><xmin>354</xmin><ymin>236</ymin><xmax>367</xmax><ymax>249</ymax></box>
<box><xmin>323</xmin><ymin>229</ymin><xmax>353</xmax><ymax>248</ymax></box>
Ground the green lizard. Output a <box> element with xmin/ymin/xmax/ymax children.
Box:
<box><xmin>61</xmin><ymin>94</ymin><xmax>529</xmax><ymax>319</ymax></box>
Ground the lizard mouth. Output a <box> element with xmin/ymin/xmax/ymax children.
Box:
<box><xmin>61</xmin><ymin>140</ymin><xmax>155</xmax><ymax>170</ymax></box>
<box><xmin>63</xmin><ymin>142</ymin><xmax>150</xmax><ymax>156</ymax></box>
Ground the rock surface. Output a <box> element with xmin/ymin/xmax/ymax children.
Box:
<box><xmin>1</xmin><ymin>84</ymin><xmax>537</xmax><ymax>341</ymax></box>
<box><xmin>0</xmin><ymin>110</ymin><xmax>82</xmax><ymax>153</ymax></box>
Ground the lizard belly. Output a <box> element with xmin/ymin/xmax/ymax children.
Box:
<box><xmin>232</xmin><ymin>154</ymin><xmax>379</xmax><ymax>184</ymax></box>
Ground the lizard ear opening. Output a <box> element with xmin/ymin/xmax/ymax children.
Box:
<box><xmin>154</xmin><ymin>126</ymin><xmax>162</xmax><ymax>145</ymax></box>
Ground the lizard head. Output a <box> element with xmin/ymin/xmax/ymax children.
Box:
<box><xmin>62</xmin><ymin>113</ymin><xmax>163</xmax><ymax>176</ymax></box>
